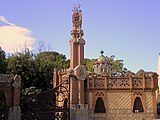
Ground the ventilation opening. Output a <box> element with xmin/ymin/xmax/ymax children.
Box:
<box><xmin>133</xmin><ymin>97</ymin><xmax>144</xmax><ymax>113</ymax></box>
<box><xmin>95</xmin><ymin>97</ymin><xmax>106</xmax><ymax>113</ymax></box>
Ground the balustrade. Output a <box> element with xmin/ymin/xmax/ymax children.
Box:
<box><xmin>107</xmin><ymin>78</ymin><xmax>130</xmax><ymax>90</ymax></box>
<box><xmin>88</xmin><ymin>73</ymin><xmax>156</xmax><ymax>91</ymax></box>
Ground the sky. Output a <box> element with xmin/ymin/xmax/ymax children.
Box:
<box><xmin>0</xmin><ymin>0</ymin><xmax>160</xmax><ymax>72</ymax></box>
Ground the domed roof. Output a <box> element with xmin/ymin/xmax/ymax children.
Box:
<box><xmin>97</xmin><ymin>50</ymin><xmax>107</xmax><ymax>64</ymax></box>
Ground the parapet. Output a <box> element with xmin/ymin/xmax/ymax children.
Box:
<box><xmin>88</xmin><ymin>72</ymin><xmax>158</xmax><ymax>91</ymax></box>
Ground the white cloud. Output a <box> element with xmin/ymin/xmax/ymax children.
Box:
<box><xmin>0</xmin><ymin>16</ymin><xmax>36</xmax><ymax>53</ymax></box>
<box><xmin>0</xmin><ymin>16</ymin><xmax>15</xmax><ymax>26</ymax></box>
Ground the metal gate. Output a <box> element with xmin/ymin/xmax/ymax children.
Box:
<box><xmin>21</xmin><ymin>79</ymin><xmax>70</xmax><ymax>120</ymax></box>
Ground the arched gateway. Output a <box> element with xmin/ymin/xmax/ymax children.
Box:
<box><xmin>95</xmin><ymin>97</ymin><xmax>106</xmax><ymax>113</ymax></box>
<box><xmin>0</xmin><ymin>74</ymin><xmax>21</xmax><ymax>120</ymax></box>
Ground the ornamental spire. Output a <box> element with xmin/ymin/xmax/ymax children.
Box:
<box><xmin>70</xmin><ymin>3</ymin><xmax>84</xmax><ymax>40</ymax></box>
<box><xmin>72</xmin><ymin>3</ymin><xmax>82</xmax><ymax>30</ymax></box>
<box><xmin>100</xmin><ymin>50</ymin><xmax>104</xmax><ymax>55</ymax></box>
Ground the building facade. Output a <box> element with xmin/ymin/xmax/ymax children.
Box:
<box><xmin>54</xmin><ymin>7</ymin><xmax>158</xmax><ymax>120</ymax></box>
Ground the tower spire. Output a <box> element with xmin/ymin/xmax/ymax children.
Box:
<box><xmin>71</xmin><ymin>4</ymin><xmax>84</xmax><ymax>39</ymax></box>
<box><xmin>69</xmin><ymin>4</ymin><xmax>85</xmax><ymax>69</ymax></box>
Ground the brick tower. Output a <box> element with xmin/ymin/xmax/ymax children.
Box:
<box><xmin>69</xmin><ymin>5</ymin><xmax>88</xmax><ymax>120</ymax></box>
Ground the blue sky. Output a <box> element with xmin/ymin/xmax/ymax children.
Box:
<box><xmin>0</xmin><ymin>0</ymin><xmax>160</xmax><ymax>72</ymax></box>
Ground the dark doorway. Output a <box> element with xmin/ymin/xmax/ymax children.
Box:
<box><xmin>0</xmin><ymin>90</ymin><xmax>7</xmax><ymax>120</ymax></box>
<box><xmin>133</xmin><ymin>97</ymin><xmax>144</xmax><ymax>113</ymax></box>
<box><xmin>95</xmin><ymin>97</ymin><xmax>106</xmax><ymax>113</ymax></box>
<box><xmin>84</xmin><ymin>78</ymin><xmax>88</xmax><ymax>104</ymax></box>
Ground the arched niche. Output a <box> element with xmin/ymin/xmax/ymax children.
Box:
<box><xmin>133</xmin><ymin>97</ymin><xmax>144</xmax><ymax>113</ymax></box>
<box><xmin>95</xmin><ymin>97</ymin><xmax>106</xmax><ymax>113</ymax></box>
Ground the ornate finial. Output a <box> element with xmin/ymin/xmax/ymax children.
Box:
<box><xmin>71</xmin><ymin>3</ymin><xmax>83</xmax><ymax>37</ymax></box>
<box><xmin>72</xmin><ymin>3</ymin><xmax>82</xmax><ymax>13</ymax></box>
<box><xmin>100</xmin><ymin>50</ymin><xmax>104</xmax><ymax>55</ymax></box>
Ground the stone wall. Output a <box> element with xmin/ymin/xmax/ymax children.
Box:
<box><xmin>0</xmin><ymin>74</ymin><xmax>21</xmax><ymax>120</ymax></box>
<box><xmin>70</xmin><ymin>104</ymin><xmax>88</xmax><ymax>120</ymax></box>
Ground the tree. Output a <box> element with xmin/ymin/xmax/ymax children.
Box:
<box><xmin>111</xmin><ymin>60</ymin><xmax>124</xmax><ymax>73</ymax></box>
<box><xmin>33</xmin><ymin>51</ymin><xmax>69</xmax><ymax>90</ymax></box>
<box><xmin>6</xmin><ymin>50</ymin><xmax>69</xmax><ymax>91</ymax></box>
<box><xmin>0</xmin><ymin>47</ymin><xmax>7</xmax><ymax>73</ymax></box>
<box><xmin>35</xmin><ymin>51</ymin><xmax>69</xmax><ymax>69</ymax></box>
<box><xmin>6</xmin><ymin>50</ymin><xmax>35</xmax><ymax>89</ymax></box>
<box><xmin>84</xmin><ymin>58</ymin><xmax>95</xmax><ymax>72</ymax></box>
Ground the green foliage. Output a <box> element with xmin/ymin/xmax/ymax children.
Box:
<box><xmin>0</xmin><ymin>47</ymin><xmax>7</xmax><ymax>73</ymax></box>
<box><xmin>84</xmin><ymin>58</ymin><xmax>95</xmax><ymax>72</ymax></box>
<box><xmin>21</xmin><ymin>86</ymin><xmax>42</xmax><ymax>95</ymax></box>
<box><xmin>6</xmin><ymin>50</ymin><xmax>69</xmax><ymax>91</ymax></box>
<box><xmin>6</xmin><ymin>50</ymin><xmax>35</xmax><ymax>89</ymax></box>
<box><xmin>111</xmin><ymin>60</ymin><xmax>124</xmax><ymax>73</ymax></box>
<box><xmin>106</xmin><ymin>55</ymin><xmax>128</xmax><ymax>76</ymax></box>
<box><xmin>36</xmin><ymin>51</ymin><xmax>69</xmax><ymax>69</ymax></box>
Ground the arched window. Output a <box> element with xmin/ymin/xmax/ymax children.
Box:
<box><xmin>0</xmin><ymin>90</ymin><xmax>7</xmax><ymax>120</ymax></box>
<box><xmin>133</xmin><ymin>97</ymin><xmax>144</xmax><ymax>113</ymax></box>
<box><xmin>95</xmin><ymin>97</ymin><xmax>106</xmax><ymax>113</ymax></box>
